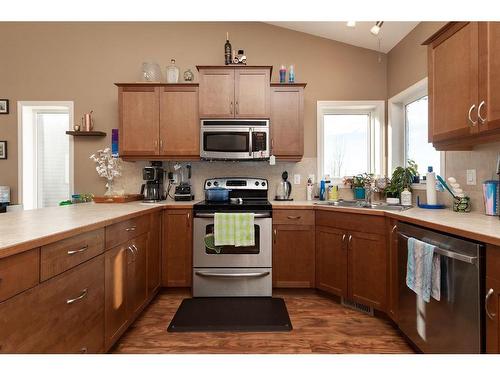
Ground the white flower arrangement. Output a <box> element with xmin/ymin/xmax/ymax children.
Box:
<box><xmin>89</xmin><ymin>148</ymin><xmax>122</xmax><ymax>194</ymax></box>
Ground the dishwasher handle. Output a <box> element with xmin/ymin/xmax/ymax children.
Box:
<box><xmin>398</xmin><ymin>232</ymin><xmax>478</xmax><ymax>265</ymax></box>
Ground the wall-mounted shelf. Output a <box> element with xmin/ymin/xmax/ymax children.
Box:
<box><xmin>66</xmin><ymin>131</ymin><xmax>107</xmax><ymax>137</ymax></box>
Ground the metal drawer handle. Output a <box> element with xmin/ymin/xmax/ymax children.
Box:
<box><xmin>468</xmin><ymin>104</ymin><xmax>477</xmax><ymax>127</ymax></box>
<box><xmin>391</xmin><ymin>225</ymin><xmax>397</xmax><ymax>234</ymax></box>
<box><xmin>348</xmin><ymin>234</ymin><xmax>352</xmax><ymax>243</ymax></box>
<box><xmin>67</xmin><ymin>245</ymin><xmax>88</xmax><ymax>255</ymax></box>
<box><xmin>195</xmin><ymin>271</ymin><xmax>270</xmax><ymax>278</ymax></box>
<box><xmin>342</xmin><ymin>234</ymin><xmax>346</xmax><ymax>242</ymax></box>
<box><xmin>125</xmin><ymin>226</ymin><xmax>136</xmax><ymax>232</ymax></box>
<box><xmin>478</xmin><ymin>100</ymin><xmax>487</xmax><ymax>124</ymax></box>
<box><xmin>486</xmin><ymin>288</ymin><xmax>496</xmax><ymax>320</ymax></box>
<box><xmin>127</xmin><ymin>246</ymin><xmax>137</xmax><ymax>262</ymax></box>
<box><xmin>287</xmin><ymin>216</ymin><xmax>301</xmax><ymax>220</ymax></box>
<box><xmin>66</xmin><ymin>288</ymin><xmax>88</xmax><ymax>304</ymax></box>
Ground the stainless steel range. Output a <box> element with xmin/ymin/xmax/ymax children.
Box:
<box><xmin>192</xmin><ymin>177</ymin><xmax>272</xmax><ymax>297</ymax></box>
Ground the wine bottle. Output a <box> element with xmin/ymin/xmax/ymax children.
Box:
<box><xmin>224</xmin><ymin>32</ymin><xmax>232</xmax><ymax>65</ymax></box>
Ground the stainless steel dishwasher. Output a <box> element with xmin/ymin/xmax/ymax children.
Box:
<box><xmin>397</xmin><ymin>222</ymin><xmax>485</xmax><ymax>353</ymax></box>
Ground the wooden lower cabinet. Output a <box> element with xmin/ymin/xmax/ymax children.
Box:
<box><xmin>127</xmin><ymin>233</ymin><xmax>148</xmax><ymax>317</ymax></box>
<box><xmin>147</xmin><ymin>211</ymin><xmax>162</xmax><ymax>297</ymax></box>
<box><xmin>272</xmin><ymin>224</ymin><xmax>315</xmax><ymax>288</ymax></box>
<box><xmin>0</xmin><ymin>255</ymin><xmax>104</xmax><ymax>353</ymax></box>
<box><xmin>387</xmin><ymin>219</ymin><xmax>399</xmax><ymax>322</ymax></box>
<box><xmin>315</xmin><ymin>226</ymin><xmax>348</xmax><ymax>297</ymax></box>
<box><xmin>348</xmin><ymin>230</ymin><xmax>387</xmax><ymax>310</ymax></box>
<box><xmin>486</xmin><ymin>277</ymin><xmax>500</xmax><ymax>353</ymax></box>
<box><xmin>162</xmin><ymin>209</ymin><xmax>193</xmax><ymax>287</ymax></box>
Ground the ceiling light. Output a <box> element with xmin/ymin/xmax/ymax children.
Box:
<box><xmin>370</xmin><ymin>21</ymin><xmax>384</xmax><ymax>36</ymax></box>
<box><xmin>346</xmin><ymin>21</ymin><xmax>356</xmax><ymax>28</ymax></box>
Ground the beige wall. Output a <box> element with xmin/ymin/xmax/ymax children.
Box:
<box><xmin>387</xmin><ymin>22</ymin><xmax>446</xmax><ymax>99</ymax></box>
<box><xmin>0</xmin><ymin>22</ymin><xmax>387</xmax><ymax>204</ymax></box>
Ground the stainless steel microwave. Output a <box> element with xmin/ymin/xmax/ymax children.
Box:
<box><xmin>200</xmin><ymin>119</ymin><xmax>270</xmax><ymax>160</ymax></box>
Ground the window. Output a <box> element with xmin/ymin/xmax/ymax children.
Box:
<box><xmin>317</xmin><ymin>101</ymin><xmax>384</xmax><ymax>181</ymax></box>
<box><xmin>405</xmin><ymin>96</ymin><xmax>440</xmax><ymax>176</ymax></box>
<box><xmin>18</xmin><ymin>102</ymin><xmax>74</xmax><ymax>210</ymax></box>
<box><xmin>388</xmin><ymin>78</ymin><xmax>444</xmax><ymax>181</ymax></box>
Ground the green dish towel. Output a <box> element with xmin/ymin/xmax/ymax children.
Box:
<box><xmin>214</xmin><ymin>213</ymin><xmax>255</xmax><ymax>247</ymax></box>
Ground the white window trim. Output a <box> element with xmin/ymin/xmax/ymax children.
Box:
<box><xmin>317</xmin><ymin>100</ymin><xmax>385</xmax><ymax>184</ymax></box>
<box><xmin>17</xmin><ymin>101</ymin><xmax>74</xmax><ymax>208</ymax></box>
<box><xmin>388</xmin><ymin>78</ymin><xmax>445</xmax><ymax>189</ymax></box>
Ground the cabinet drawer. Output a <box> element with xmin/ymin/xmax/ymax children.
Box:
<box><xmin>41</xmin><ymin>228</ymin><xmax>104</xmax><ymax>281</ymax></box>
<box><xmin>0</xmin><ymin>248</ymin><xmax>39</xmax><ymax>303</ymax></box>
<box><xmin>315</xmin><ymin>210</ymin><xmax>386</xmax><ymax>234</ymax></box>
<box><xmin>0</xmin><ymin>255</ymin><xmax>105</xmax><ymax>353</ymax></box>
<box><xmin>273</xmin><ymin>209</ymin><xmax>314</xmax><ymax>226</ymax></box>
<box><xmin>106</xmin><ymin>214</ymin><xmax>150</xmax><ymax>249</ymax></box>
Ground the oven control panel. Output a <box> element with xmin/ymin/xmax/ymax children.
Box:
<box><xmin>204</xmin><ymin>178</ymin><xmax>268</xmax><ymax>190</ymax></box>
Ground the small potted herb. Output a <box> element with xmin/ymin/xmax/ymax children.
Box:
<box><xmin>344</xmin><ymin>173</ymin><xmax>373</xmax><ymax>200</ymax></box>
<box><xmin>385</xmin><ymin>160</ymin><xmax>419</xmax><ymax>203</ymax></box>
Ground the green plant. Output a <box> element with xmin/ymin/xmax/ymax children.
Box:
<box><xmin>344</xmin><ymin>173</ymin><xmax>373</xmax><ymax>188</ymax></box>
<box><xmin>385</xmin><ymin>160</ymin><xmax>419</xmax><ymax>198</ymax></box>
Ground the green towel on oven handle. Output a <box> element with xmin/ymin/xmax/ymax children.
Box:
<box><xmin>214</xmin><ymin>212</ymin><xmax>255</xmax><ymax>247</ymax></box>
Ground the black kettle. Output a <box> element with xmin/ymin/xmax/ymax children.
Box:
<box><xmin>275</xmin><ymin>171</ymin><xmax>292</xmax><ymax>201</ymax></box>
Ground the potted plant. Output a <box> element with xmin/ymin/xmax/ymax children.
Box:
<box><xmin>385</xmin><ymin>160</ymin><xmax>419</xmax><ymax>203</ymax></box>
<box><xmin>344</xmin><ymin>173</ymin><xmax>373</xmax><ymax>200</ymax></box>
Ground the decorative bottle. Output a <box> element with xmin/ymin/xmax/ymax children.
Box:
<box><xmin>224</xmin><ymin>32</ymin><xmax>232</xmax><ymax>65</ymax></box>
<box><xmin>166</xmin><ymin>59</ymin><xmax>179</xmax><ymax>83</ymax></box>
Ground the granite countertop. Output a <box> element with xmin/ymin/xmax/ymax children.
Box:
<box><xmin>0</xmin><ymin>200</ymin><xmax>199</xmax><ymax>258</ymax></box>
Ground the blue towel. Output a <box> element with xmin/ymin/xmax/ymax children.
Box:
<box><xmin>406</xmin><ymin>237</ymin><xmax>441</xmax><ymax>303</ymax></box>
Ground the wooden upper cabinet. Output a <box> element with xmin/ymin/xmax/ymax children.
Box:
<box><xmin>270</xmin><ymin>84</ymin><xmax>305</xmax><ymax>159</ymax></box>
<box><xmin>234</xmin><ymin>68</ymin><xmax>270</xmax><ymax>118</ymax></box>
<box><xmin>347</xmin><ymin>231</ymin><xmax>387</xmax><ymax>310</ymax></box>
<box><xmin>315</xmin><ymin>226</ymin><xmax>348</xmax><ymax>297</ymax></box>
<box><xmin>119</xmin><ymin>85</ymin><xmax>160</xmax><ymax>156</ymax></box>
<box><xmin>198</xmin><ymin>66</ymin><xmax>272</xmax><ymax>119</ymax></box>
<box><xmin>198</xmin><ymin>68</ymin><xmax>235</xmax><ymax>118</ymax></box>
<box><xmin>160</xmin><ymin>85</ymin><xmax>200</xmax><ymax>157</ymax></box>
<box><xmin>479</xmin><ymin>22</ymin><xmax>500</xmax><ymax>133</ymax></box>
<box><xmin>426</xmin><ymin>22</ymin><xmax>479</xmax><ymax>144</ymax></box>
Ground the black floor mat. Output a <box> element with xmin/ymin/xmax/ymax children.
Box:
<box><xmin>167</xmin><ymin>297</ymin><xmax>293</xmax><ymax>332</ymax></box>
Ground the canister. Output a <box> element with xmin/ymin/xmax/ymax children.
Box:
<box><xmin>482</xmin><ymin>180</ymin><xmax>499</xmax><ymax>216</ymax></box>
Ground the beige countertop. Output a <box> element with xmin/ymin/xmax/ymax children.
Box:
<box><xmin>0</xmin><ymin>200</ymin><xmax>198</xmax><ymax>259</ymax></box>
<box><xmin>272</xmin><ymin>200</ymin><xmax>500</xmax><ymax>246</ymax></box>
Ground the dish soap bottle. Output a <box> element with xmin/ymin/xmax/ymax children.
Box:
<box><xmin>166</xmin><ymin>59</ymin><xmax>180</xmax><ymax>83</ymax></box>
<box><xmin>306</xmin><ymin>177</ymin><xmax>313</xmax><ymax>201</ymax></box>
<box><xmin>401</xmin><ymin>188</ymin><xmax>412</xmax><ymax>206</ymax></box>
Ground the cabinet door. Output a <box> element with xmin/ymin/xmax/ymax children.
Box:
<box><xmin>315</xmin><ymin>226</ymin><xmax>347</xmax><ymax>297</ymax></box>
<box><xmin>162</xmin><ymin>210</ymin><xmax>193</xmax><ymax>287</ymax></box>
<box><xmin>234</xmin><ymin>68</ymin><xmax>270</xmax><ymax>118</ymax></box>
<box><xmin>387</xmin><ymin>220</ymin><xmax>399</xmax><ymax>323</ymax></box>
<box><xmin>127</xmin><ymin>233</ymin><xmax>148</xmax><ymax>317</ymax></box>
<box><xmin>147</xmin><ymin>212</ymin><xmax>162</xmax><ymax>297</ymax></box>
<box><xmin>270</xmin><ymin>86</ymin><xmax>304</xmax><ymax>158</ymax></box>
<box><xmin>159</xmin><ymin>85</ymin><xmax>200</xmax><ymax>157</ymax></box>
<box><xmin>428</xmin><ymin>22</ymin><xmax>479</xmax><ymax>143</ymax></box>
<box><xmin>272</xmin><ymin>225</ymin><xmax>315</xmax><ymax>288</ymax></box>
<box><xmin>486</xmin><ymin>277</ymin><xmax>500</xmax><ymax>353</ymax></box>
<box><xmin>348</xmin><ymin>230</ymin><xmax>387</xmax><ymax>310</ymax></box>
<box><xmin>119</xmin><ymin>85</ymin><xmax>160</xmax><ymax>156</ymax></box>
<box><xmin>478</xmin><ymin>22</ymin><xmax>500</xmax><ymax>133</ymax></box>
<box><xmin>199</xmin><ymin>68</ymin><xmax>235</xmax><ymax>118</ymax></box>
<box><xmin>105</xmin><ymin>243</ymin><xmax>128</xmax><ymax>348</ymax></box>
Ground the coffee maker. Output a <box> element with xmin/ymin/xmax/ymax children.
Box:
<box><xmin>141</xmin><ymin>161</ymin><xmax>165</xmax><ymax>202</ymax></box>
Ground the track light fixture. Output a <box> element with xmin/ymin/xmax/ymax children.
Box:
<box><xmin>370</xmin><ymin>21</ymin><xmax>384</xmax><ymax>36</ymax></box>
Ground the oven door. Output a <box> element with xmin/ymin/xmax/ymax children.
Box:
<box><xmin>193</xmin><ymin>215</ymin><xmax>272</xmax><ymax>268</ymax></box>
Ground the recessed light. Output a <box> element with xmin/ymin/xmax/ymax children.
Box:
<box><xmin>346</xmin><ymin>21</ymin><xmax>356</xmax><ymax>28</ymax></box>
<box><xmin>370</xmin><ymin>21</ymin><xmax>384</xmax><ymax>36</ymax></box>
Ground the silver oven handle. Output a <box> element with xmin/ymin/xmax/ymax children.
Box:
<box><xmin>195</xmin><ymin>271</ymin><xmax>270</xmax><ymax>278</ymax></box>
<box><xmin>249</xmin><ymin>127</ymin><xmax>253</xmax><ymax>157</ymax></box>
<box><xmin>398</xmin><ymin>232</ymin><xmax>478</xmax><ymax>264</ymax></box>
<box><xmin>194</xmin><ymin>212</ymin><xmax>271</xmax><ymax>218</ymax></box>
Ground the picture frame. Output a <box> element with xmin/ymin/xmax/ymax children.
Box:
<box><xmin>0</xmin><ymin>99</ymin><xmax>8</xmax><ymax>114</ymax></box>
<box><xmin>0</xmin><ymin>141</ymin><xmax>7</xmax><ymax>159</ymax></box>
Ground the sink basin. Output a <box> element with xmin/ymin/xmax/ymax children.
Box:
<box><xmin>314</xmin><ymin>200</ymin><xmax>412</xmax><ymax>212</ymax></box>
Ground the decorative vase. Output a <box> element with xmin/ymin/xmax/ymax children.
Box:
<box><xmin>104</xmin><ymin>179</ymin><xmax>114</xmax><ymax>196</ymax></box>
<box><xmin>453</xmin><ymin>196</ymin><xmax>471</xmax><ymax>213</ymax></box>
<box><xmin>183</xmin><ymin>69</ymin><xmax>194</xmax><ymax>82</ymax></box>
<box><xmin>353</xmin><ymin>187</ymin><xmax>365</xmax><ymax>200</ymax></box>
<box><xmin>166</xmin><ymin>59</ymin><xmax>180</xmax><ymax>83</ymax></box>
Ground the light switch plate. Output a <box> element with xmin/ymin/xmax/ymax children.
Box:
<box><xmin>294</xmin><ymin>174</ymin><xmax>301</xmax><ymax>185</ymax></box>
<box><xmin>269</xmin><ymin>155</ymin><xmax>276</xmax><ymax>166</ymax></box>
<box><xmin>466</xmin><ymin>169</ymin><xmax>476</xmax><ymax>185</ymax></box>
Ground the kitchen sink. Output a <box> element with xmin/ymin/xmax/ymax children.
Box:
<box><xmin>314</xmin><ymin>200</ymin><xmax>412</xmax><ymax>212</ymax></box>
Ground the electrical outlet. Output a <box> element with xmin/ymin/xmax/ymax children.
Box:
<box><xmin>466</xmin><ymin>169</ymin><xmax>476</xmax><ymax>185</ymax></box>
<box><xmin>308</xmin><ymin>174</ymin><xmax>315</xmax><ymax>184</ymax></box>
<box><xmin>293</xmin><ymin>174</ymin><xmax>301</xmax><ymax>185</ymax></box>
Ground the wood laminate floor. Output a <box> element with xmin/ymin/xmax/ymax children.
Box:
<box><xmin>112</xmin><ymin>289</ymin><xmax>414</xmax><ymax>354</ymax></box>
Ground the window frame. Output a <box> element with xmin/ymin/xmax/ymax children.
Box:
<box><xmin>317</xmin><ymin>100</ymin><xmax>385</xmax><ymax>184</ymax></box>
